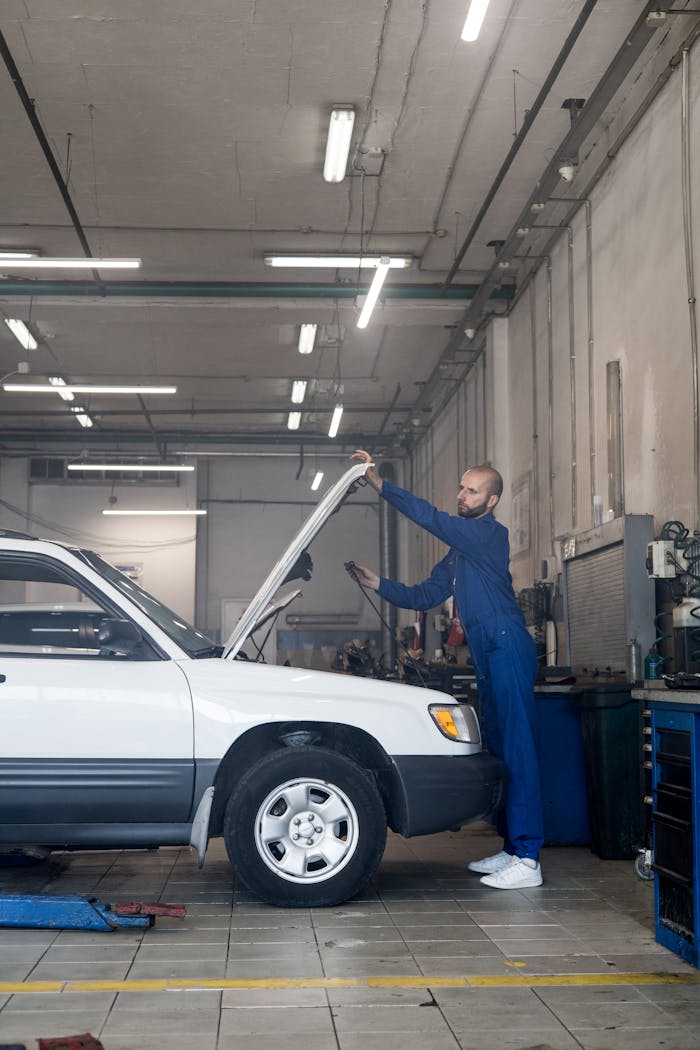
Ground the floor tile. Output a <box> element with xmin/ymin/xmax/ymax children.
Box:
<box><xmin>571</xmin><ymin>1028</ymin><xmax>700</xmax><ymax>1049</ymax></box>
<box><xmin>219</xmin><ymin>1005</ymin><xmax>335</xmax><ymax>1034</ymax></box>
<box><xmin>331</xmin><ymin>1003</ymin><xmax>451</xmax><ymax>1033</ymax></box>
<box><xmin>337</xmin><ymin>1033</ymin><xmax>459</xmax><ymax>1050</ymax></box>
<box><xmin>217</xmin><ymin>1036</ymin><xmax>338</xmax><ymax>1050</ymax></box>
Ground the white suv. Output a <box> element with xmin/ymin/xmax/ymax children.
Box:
<box><xmin>0</xmin><ymin>463</ymin><xmax>505</xmax><ymax>907</ymax></box>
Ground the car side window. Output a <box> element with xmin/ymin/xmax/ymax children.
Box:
<box><xmin>0</xmin><ymin>554</ymin><xmax>157</xmax><ymax>660</ymax></box>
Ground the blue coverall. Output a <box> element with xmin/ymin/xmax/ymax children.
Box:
<box><xmin>377</xmin><ymin>480</ymin><xmax>543</xmax><ymax>861</ymax></box>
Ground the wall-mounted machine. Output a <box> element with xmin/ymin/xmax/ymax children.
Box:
<box><xmin>646</xmin><ymin>528</ymin><xmax>700</xmax><ymax>676</ymax></box>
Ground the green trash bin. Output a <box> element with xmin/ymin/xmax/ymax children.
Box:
<box><xmin>573</xmin><ymin>685</ymin><xmax>642</xmax><ymax>860</ymax></box>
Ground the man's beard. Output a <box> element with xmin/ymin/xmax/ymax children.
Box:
<box><xmin>458</xmin><ymin>497</ymin><xmax>491</xmax><ymax>519</ymax></box>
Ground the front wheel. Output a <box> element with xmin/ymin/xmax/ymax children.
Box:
<box><xmin>223</xmin><ymin>746</ymin><xmax>387</xmax><ymax>907</ymax></box>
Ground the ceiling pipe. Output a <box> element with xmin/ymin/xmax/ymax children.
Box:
<box><xmin>0</xmin><ymin>429</ymin><xmax>396</xmax><ymax>449</ymax></box>
<box><xmin>442</xmin><ymin>0</ymin><xmax>598</xmax><ymax>288</ymax></box>
<box><xmin>0</xmin><ymin>406</ymin><xmax>410</xmax><ymax>418</ymax></box>
<box><xmin>0</xmin><ymin>280</ymin><xmax>512</xmax><ymax>302</ymax></box>
<box><xmin>0</xmin><ymin>31</ymin><xmax>104</xmax><ymax>290</ymax></box>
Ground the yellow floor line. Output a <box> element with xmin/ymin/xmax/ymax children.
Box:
<box><xmin>1</xmin><ymin>972</ymin><xmax>698</xmax><ymax>994</ymax></box>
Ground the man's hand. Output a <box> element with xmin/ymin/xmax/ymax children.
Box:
<box><xmin>345</xmin><ymin>561</ymin><xmax>380</xmax><ymax>590</ymax></box>
<box><xmin>351</xmin><ymin>449</ymin><xmax>383</xmax><ymax>492</ymax></box>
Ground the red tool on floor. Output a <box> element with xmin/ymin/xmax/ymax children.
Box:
<box><xmin>38</xmin><ymin>1036</ymin><xmax>104</xmax><ymax>1050</ymax></box>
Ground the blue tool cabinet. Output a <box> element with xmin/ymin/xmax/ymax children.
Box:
<box><xmin>648</xmin><ymin>697</ymin><xmax>700</xmax><ymax>967</ymax></box>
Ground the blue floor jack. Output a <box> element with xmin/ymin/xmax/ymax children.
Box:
<box><xmin>0</xmin><ymin>894</ymin><xmax>186</xmax><ymax>930</ymax></box>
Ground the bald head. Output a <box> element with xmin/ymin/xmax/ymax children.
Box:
<box><xmin>457</xmin><ymin>465</ymin><xmax>503</xmax><ymax>519</ymax></box>
<box><xmin>471</xmin><ymin>465</ymin><xmax>503</xmax><ymax>500</ymax></box>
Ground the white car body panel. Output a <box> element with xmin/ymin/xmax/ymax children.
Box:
<box><xmin>2</xmin><ymin>657</ymin><xmax>193</xmax><ymax>759</ymax></box>
<box><xmin>178</xmin><ymin>658</ymin><xmax>479</xmax><ymax>759</ymax></box>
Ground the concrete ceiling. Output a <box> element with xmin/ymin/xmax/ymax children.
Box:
<box><xmin>0</xmin><ymin>0</ymin><xmax>684</xmax><ymax>458</ymax></box>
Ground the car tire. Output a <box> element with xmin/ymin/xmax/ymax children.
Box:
<box><xmin>223</xmin><ymin>746</ymin><xmax>387</xmax><ymax>907</ymax></box>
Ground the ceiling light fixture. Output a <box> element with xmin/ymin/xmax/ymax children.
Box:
<box><xmin>4</xmin><ymin>318</ymin><xmax>38</xmax><ymax>350</ymax></box>
<box><xmin>328</xmin><ymin>403</ymin><xmax>344</xmax><ymax>438</ymax></box>
<box><xmin>49</xmin><ymin>376</ymin><xmax>74</xmax><ymax>402</ymax></box>
<box><xmin>461</xmin><ymin>0</ymin><xmax>491</xmax><ymax>42</ymax></box>
<box><xmin>298</xmin><ymin>324</ymin><xmax>317</xmax><ymax>355</ymax></box>
<box><xmin>68</xmin><ymin>463</ymin><xmax>194</xmax><ymax>473</ymax></box>
<box><xmin>287</xmin><ymin>411</ymin><xmax>301</xmax><ymax>430</ymax></box>
<box><xmin>264</xmin><ymin>254</ymin><xmax>412</xmax><ymax>269</ymax></box>
<box><xmin>0</xmin><ymin>257</ymin><xmax>141</xmax><ymax>269</ymax></box>
<box><xmin>102</xmin><ymin>508</ymin><xmax>206</xmax><ymax>516</ymax></box>
<box><xmin>357</xmin><ymin>257</ymin><xmax>390</xmax><ymax>329</ymax></box>
<box><xmin>70</xmin><ymin>406</ymin><xmax>94</xmax><ymax>429</ymax></box>
<box><xmin>291</xmin><ymin>380</ymin><xmax>307</xmax><ymax>404</ymax></box>
<box><xmin>557</xmin><ymin>161</ymin><xmax>577</xmax><ymax>182</ymax></box>
<box><xmin>0</xmin><ymin>250</ymin><xmax>40</xmax><ymax>260</ymax></box>
<box><xmin>311</xmin><ymin>471</ymin><xmax>324</xmax><ymax>491</ymax></box>
<box><xmin>323</xmin><ymin>106</ymin><xmax>356</xmax><ymax>183</ymax></box>
<box><xmin>3</xmin><ymin>383</ymin><xmax>177</xmax><ymax>394</ymax></box>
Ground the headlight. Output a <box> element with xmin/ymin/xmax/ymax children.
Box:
<box><xmin>429</xmin><ymin>703</ymin><xmax>482</xmax><ymax>743</ymax></box>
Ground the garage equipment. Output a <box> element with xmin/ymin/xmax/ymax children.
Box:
<box><xmin>0</xmin><ymin>893</ymin><xmax>185</xmax><ymax>931</ymax></box>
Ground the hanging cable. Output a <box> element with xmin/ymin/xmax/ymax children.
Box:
<box><xmin>345</xmin><ymin>568</ymin><xmax>430</xmax><ymax>688</ymax></box>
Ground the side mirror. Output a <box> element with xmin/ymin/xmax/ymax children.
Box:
<box><xmin>97</xmin><ymin>618</ymin><xmax>142</xmax><ymax>655</ymax></box>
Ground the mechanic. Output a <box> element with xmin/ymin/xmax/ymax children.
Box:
<box><xmin>346</xmin><ymin>449</ymin><xmax>543</xmax><ymax>890</ymax></box>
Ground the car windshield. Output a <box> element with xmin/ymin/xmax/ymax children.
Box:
<box><xmin>74</xmin><ymin>549</ymin><xmax>219</xmax><ymax>657</ymax></box>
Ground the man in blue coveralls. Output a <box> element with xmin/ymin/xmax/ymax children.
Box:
<box><xmin>347</xmin><ymin>449</ymin><xmax>543</xmax><ymax>889</ymax></box>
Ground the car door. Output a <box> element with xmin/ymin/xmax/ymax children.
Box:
<box><xmin>0</xmin><ymin>551</ymin><xmax>195</xmax><ymax>838</ymax></box>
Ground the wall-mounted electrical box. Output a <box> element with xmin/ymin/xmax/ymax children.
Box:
<box><xmin>647</xmin><ymin>540</ymin><xmax>678</xmax><ymax>578</ymax></box>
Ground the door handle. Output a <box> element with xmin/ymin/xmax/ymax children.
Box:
<box><xmin>0</xmin><ymin>674</ymin><xmax>5</xmax><ymax>683</ymax></box>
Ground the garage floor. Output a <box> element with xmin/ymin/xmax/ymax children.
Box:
<box><xmin>0</xmin><ymin>826</ymin><xmax>699</xmax><ymax>1050</ymax></box>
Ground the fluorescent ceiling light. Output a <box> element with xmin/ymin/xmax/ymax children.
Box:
<box><xmin>328</xmin><ymin>403</ymin><xmax>344</xmax><ymax>439</ymax></box>
<box><xmin>102</xmin><ymin>509</ymin><xmax>206</xmax><ymax>516</ymax></box>
<box><xmin>49</xmin><ymin>377</ymin><xmax>74</xmax><ymax>402</ymax></box>
<box><xmin>461</xmin><ymin>0</ymin><xmax>491</xmax><ymax>42</ymax></box>
<box><xmin>357</xmin><ymin>257</ymin><xmax>391</xmax><ymax>329</ymax></box>
<box><xmin>287</xmin><ymin>411</ymin><xmax>301</xmax><ymax>430</ymax></box>
<box><xmin>68</xmin><ymin>463</ymin><xmax>194</xmax><ymax>473</ymax></box>
<box><xmin>311</xmin><ymin>471</ymin><xmax>324</xmax><ymax>491</ymax></box>
<box><xmin>323</xmin><ymin>106</ymin><xmax>355</xmax><ymax>183</ymax></box>
<box><xmin>4</xmin><ymin>318</ymin><xmax>38</xmax><ymax>350</ymax></box>
<box><xmin>0</xmin><ymin>257</ymin><xmax>141</xmax><ymax>269</ymax></box>
<box><xmin>3</xmin><ymin>383</ymin><xmax>177</xmax><ymax>394</ymax></box>
<box><xmin>0</xmin><ymin>250</ymin><xmax>39</xmax><ymax>259</ymax></box>
<box><xmin>298</xmin><ymin>324</ymin><xmax>317</xmax><ymax>355</ymax></box>
<box><xmin>265</xmin><ymin>254</ymin><xmax>412</xmax><ymax>269</ymax></box>
<box><xmin>71</xmin><ymin>408</ymin><xmax>93</xmax><ymax>429</ymax></box>
<box><xmin>291</xmin><ymin>380</ymin><xmax>307</xmax><ymax>404</ymax></box>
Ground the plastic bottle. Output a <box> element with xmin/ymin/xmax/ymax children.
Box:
<box><xmin>644</xmin><ymin>646</ymin><xmax>664</xmax><ymax>681</ymax></box>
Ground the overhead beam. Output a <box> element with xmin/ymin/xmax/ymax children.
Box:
<box><xmin>0</xmin><ymin>281</ymin><xmax>513</xmax><ymax>302</ymax></box>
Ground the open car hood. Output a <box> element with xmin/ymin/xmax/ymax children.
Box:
<box><xmin>222</xmin><ymin>462</ymin><xmax>370</xmax><ymax>659</ymax></box>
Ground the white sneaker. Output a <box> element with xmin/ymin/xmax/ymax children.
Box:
<box><xmin>467</xmin><ymin>850</ymin><xmax>512</xmax><ymax>874</ymax></box>
<box><xmin>480</xmin><ymin>856</ymin><xmax>543</xmax><ymax>889</ymax></box>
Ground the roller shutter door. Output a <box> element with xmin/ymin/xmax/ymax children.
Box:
<box><xmin>566</xmin><ymin>542</ymin><xmax>626</xmax><ymax>671</ymax></box>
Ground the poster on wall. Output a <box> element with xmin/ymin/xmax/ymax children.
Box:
<box><xmin>510</xmin><ymin>474</ymin><xmax>530</xmax><ymax>557</ymax></box>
